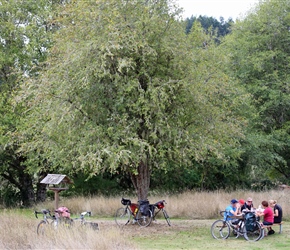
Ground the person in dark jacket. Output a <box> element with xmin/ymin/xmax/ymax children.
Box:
<box><xmin>269</xmin><ymin>200</ymin><xmax>283</xmax><ymax>223</ymax></box>
<box><xmin>241</xmin><ymin>197</ymin><xmax>254</xmax><ymax>211</ymax></box>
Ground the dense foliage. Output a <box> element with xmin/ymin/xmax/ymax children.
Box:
<box><xmin>185</xmin><ymin>15</ymin><xmax>234</xmax><ymax>37</ymax></box>
<box><xmin>223</xmin><ymin>0</ymin><xmax>290</xmax><ymax>188</ymax></box>
<box><xmin>0</xmin><ymin>0</ymin><xmax>289</xmax><ymax>206</ymax></box>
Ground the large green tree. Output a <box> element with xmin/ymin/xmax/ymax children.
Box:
<box><xmin>20</xmin><ymin>0</ymin><xmax>249</xmax><ymax>199</ymax></box>
<box><xmin>0</xmin><ymin>0</ymin><xmax>54</xmax><ymax>205</ymax></box>
<box><xmin>223</xmin><ymin>0</ymin><xmax>290</xmax><ymax>186</ymax></box>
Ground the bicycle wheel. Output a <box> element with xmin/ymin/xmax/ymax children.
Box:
<box><xmin>136</xmin><ymin>209</ymin><xmax>152</xmax><ymax>227</ymax></box>
<box><xmin>37</xmin><ymin>220</ymin><xmax>48</xmax><ymax>235</ymax></box>
<box><xmin>162</xmin><ymin>209</ymin><xmax>171</xmax><ymax>226</ymax></box>
<box><xmin>243</xmin><ymin>222</ymin><xmax>263</xmax><ymax>241</ymax></box>
<box><xmin>115</xmin><ymin>207</ymin><xmax>131</xmax><ymax>226</ymax></box>
<box><xmin>211</xmin><ymin>220</ymin><xmax>230</xmax><ymax>239</ymax></box>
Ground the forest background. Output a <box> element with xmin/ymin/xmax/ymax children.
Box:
<box><xmin>0</xmin><ymin>0</ymin><xmax>289</xmax><ymax>207</ymax></box>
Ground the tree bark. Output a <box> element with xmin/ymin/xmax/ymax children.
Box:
<box><xmin>130</xmin><ymin>160</ymin><xmax>150</xmax><ymax>200</ymax></box>
<box><xmin>36</xmin><ymin>182</ymin><xmax>47</xmax><ymax>202</ymax></box>
<box><xmin>19</xmin><ymin>171</ymin><xmax>35</xmax><ymax>206</ymax></box>
<box><xmin>36</xmin><ymin>172</ymin><xmax>48</xmax><ymax>202</ymax></box>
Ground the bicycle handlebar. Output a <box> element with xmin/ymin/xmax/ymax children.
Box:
<box><xmin>81</xmin><ymin>211</ymin><xmax>91</xmax><ymax>217</ymax></box>
<box><xmin>34</xmin><ymin>209</ymin><xmax>51</xmax><ymax>219</ymax></box>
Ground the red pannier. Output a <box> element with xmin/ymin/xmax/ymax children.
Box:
<box><xmin>157</xmin><ymin>202</ymin><xmax>164</xmax><ymax>209</ymax></box>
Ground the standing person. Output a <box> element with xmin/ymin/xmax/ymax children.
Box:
<box><xmin>241</xmin><ymin>197</ymin><xmax>254</xmax><ymax>211</ymax></box>
<box><xmin>256</xmin><ymin>200</ymin><xmax>274</xmax><ymax>235</ymax></box>
<box><xmin>269</xmin><ymin>200</ymin><xmax>283</xmax><ymax>223</ymax></box>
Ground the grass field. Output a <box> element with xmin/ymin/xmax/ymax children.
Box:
<box><xmin>133</xmin><ymin>219</ymin><xmax>290</xmax><ymax>250</ymax></box>
<box><xmin>0</xmin><ymin>190</ymin><xmax>289</xmax><ymax>249</ymax></box>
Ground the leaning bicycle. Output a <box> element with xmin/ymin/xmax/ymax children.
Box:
<box><xmin>115</xmin><ymin>198</ymin><xmax>152</xmax><ymax>227</ymax></box>
<box><xmin>34</xmin><ymin>209</ymin><xmax>72</xmax><ymax>235</ymax></box>
<box><xmin>211</xmin><ymin>210</ymin><xmax>263</xmax><ymax>241</ymax></box>
<box><xmin>150</xmin><ymin>200</ymin><xmax>171</xmax><ymax>226</ymax></box>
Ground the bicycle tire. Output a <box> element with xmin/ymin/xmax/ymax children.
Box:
<box><xmin>162</xmin><ymin>209</ymin><xmax>171</xmax><ymax>226</ymax></box>
<box><xmin>115</xmin><ymin>207</ymin><xmax>131</xmax><ymax>226</ymax></box>
<box><xmin>37</xmin><ymin>220</ymin><xmax>48</xmax><ymax>235</ymax></box>
<box><xmin>136</xmin><ymin>209</ymin><xmax>152</xmax><ymax>227</ymax></box>
<box><xmin>243</xmin><ymin>222</ymin><xmax>263</xmax><ymax>241</ymax></box>
<box><xmin>211</xmin><ymin>219</ymin><xmax>230</xmax><ymax>239</ymax></box>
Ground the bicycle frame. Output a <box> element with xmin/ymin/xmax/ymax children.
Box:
<box><xmin>35</xmin><ymin>209</ymin><xmax>58</xmax><ymax>235</ymax></box>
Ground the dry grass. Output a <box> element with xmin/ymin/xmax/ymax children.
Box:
<box><xmin>34</xmin><ymin>189</ymin><xmax>290</xmax><ymax>220</ymax></box>
<box><xmin>166</xmin><ymin>189</ymin><xmax>290</xmax><ymax>219</ymax></box>
<box><xmin>0</xmin><ymin>211</ymin><xmax>137</xmax><ymax>250</ymax></box>
<box><xmin>1</xmin><ymin>190</ymin><xmax>289</xmax><ymax>249</ymax></box>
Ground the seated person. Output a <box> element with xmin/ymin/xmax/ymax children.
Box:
<box><xmin>241</xmin><ymin>197</ymin><xmax>254</xmax><ymax>212</ymax></box>
<box><xmin>269</xmin><ymin>200</ymin><xmax>282</xmax><ymax>223</ymax></box>
<box><xmin>238</xmin><ymin>199</ymin><xmax>245</xmax><ymax>213</ymax></box>
<box><xmin>224</xmin><ymin>199</ymin><xmax>241</xmax><ymax>226</ymax></box>
<box><xmin>256</xmin><ymin>200</ymin><xmax>274</xmax><ymax>234</ymax></box>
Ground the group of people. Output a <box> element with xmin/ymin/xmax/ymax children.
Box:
<box><xmin>224</xmin><ymin>197</ymin><xmax>283</xmax><ymax>235</ymax></box>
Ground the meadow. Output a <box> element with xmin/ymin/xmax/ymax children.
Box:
<box><xmin>0</xmin><ymin>189</ymin><xmax>289</xmax><ymax>249</ymax></box>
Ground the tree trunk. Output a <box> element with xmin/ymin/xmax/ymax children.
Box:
<box><xmin>19</xmin><ymin>172</ymin><xmax>35</xmax><ymax>207</ymax></box>
<box><xmin>36</xmin><ymin>172</ymin><xmax>48</xmax><ymax>202</ymax></box>
<box><xmin>130</xmin><ymin>160</ymin><xmax>150</xmax><ymax>200</ymax></box>
<box><xmin>2</xmin><ymin>161</ymin><xmax>35</xmax><ymax>207</ymax></box>
<box><xmin>36</xmin><ymin>182</ymin><xmax>47</xmax><ymax>202</ymax></box>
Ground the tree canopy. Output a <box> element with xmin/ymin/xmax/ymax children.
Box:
<box><xmin>18</xmin><ymin>0</ymin><xmax>248</xmax><ymax>199</ymax></box>
<box><xmin>223</xmin><ymin>0</ymin><xmax>290</xmax><ymax>186</ymax></box>
<box><xmin>0</xmin><ymin>0</ymin><xmax>56</xmax><ymax>206</ymax></box>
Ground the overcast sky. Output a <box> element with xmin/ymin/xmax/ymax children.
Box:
<box><xmin>176</xmin><ymin>0</ymin><xmax>260</xmax><ymax>20</ymax></box>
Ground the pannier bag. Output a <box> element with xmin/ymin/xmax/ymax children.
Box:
<box><xmin>149</xmin><ymin>204</ymin><xmax>155</xmax><ymax>215</ymax></box>
<box><xmin>130</xmin><ymin>203</ymin><xmax>139</xmax><ymax>216</ymax></box>
<box><xmin>245</xmin><ymin>212</ymin><xmax>257</xmax><ymax>232</ymax></box>
<box><xmin>156</xmin><ymin>201</ymin><xmax>164</xmax><ymax>209</ymax></box>
<box><xmin>139</xmin><ymin>200</ymin><xmax>150</xmax><ymax>216</ymax></box>
<box><xmin>121</xmin><ymin>198</ymin><xmax>131</xmax><ymax>206</ymax></box>
<box><xmin>55</xmin><ymin>206</ymin><xmax>70</xmax><ymax>218</ymax></box>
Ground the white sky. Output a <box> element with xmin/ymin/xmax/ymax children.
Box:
<box><xmin>176</xmin><ymin>0</ymin><xmax>260</xmax><ymax>20</ymax></box>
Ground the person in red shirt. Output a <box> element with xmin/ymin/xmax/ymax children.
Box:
<box><xmin>256</xmin><ymin>200</ymin><xmax>274</xmax><ymax>235</ymax></box>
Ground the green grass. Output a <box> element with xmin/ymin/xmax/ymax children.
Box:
<box><xmin>131</xmin><ymin>219</ymin><xmax>290</xmax><ymax>250</ymax></box>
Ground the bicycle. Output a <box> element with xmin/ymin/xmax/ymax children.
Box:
<box><xmin>34</xmin><ymin>209</ymin><xmax>72</xmax><ymax>235</ymax></box>
<box><xmin>211</xmin><ymin>210</ymin><xmax>263</xmax><ymax>241</ymax></box>
<box><xmin>35</xmin><ymin>209</ymin><xmax>98</xmax><ymax>235</ymax></box>
<box><xmin>115</xmin><ymin>198</ymin><xmax>152</xmax><ymax>227</ymax></box>
<box><xmin>149</xmin><ymin>200</ymin><xmax>171</xmax><ymax>226</ymax></box>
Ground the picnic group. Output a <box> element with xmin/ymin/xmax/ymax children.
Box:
<box><xmin>224</xmin><ymin>197</ymin><xmax>282</xmax><ymax>236</ymax></box>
